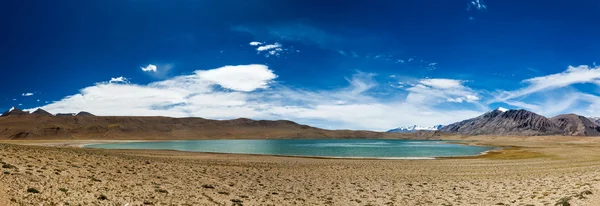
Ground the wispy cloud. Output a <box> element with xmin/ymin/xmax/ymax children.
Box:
<box><xmin>490</xmin><ymin>65</ymin><xmax>600</xmax><ymax>117</ymax></box>
<box><xmin>496</xmin><ymin>65</ymin><xmax>600</xmax><ymax>101</ymax></box>
<box><xmin>256</xmin><ymin>43</ymin><xmax>282</xmax><ymax>51</ymax></box>
<box><xmin>420</xmin><ymin>79</ymin><xmax>463</xmax><ymax>89</ymax></box>
<box><xmin>233</xmin><ymin>23</ymin><xmax>350</xmax><ymax>51</ymax></box>
<box><xmin>248</xmin><ymin>42</ymin><xmax>298</xmax><ymax>58</ymax></box>
<box><xmin>405</xmin><ymin>78</ymin><xmax>480</xmax><ymax>104</ymax></box>
<box><xmin>467</xmin><ymin>0</ymin><xmax>487</xmax><ymax>11</ymax></box>
<box><xmin>22</xmin><ymin>93</ymin><xmax>33</xmax><ymax>97</ymax></box>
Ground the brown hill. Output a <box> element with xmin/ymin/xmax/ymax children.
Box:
<box><xmin>439</xmin><ymin>109</ymin><xmax>563</xmax><ymax>136</ymax></box>
<box><xmin>0</xmin><ymin>115</ymin><xmax>435</xmax><ymax>140</ymax></box>
<box><xmin>550</xmin><ymin>114</ymin><xmax>600</xmax><ymax>136</ymax></box>
<box><xmin>76</xmin><ymin>111</ymin><xmax>95</xmax><ymax>116</ymax></box>
<box><xmin>1</xmin><ymin>107</ymin><xmax>29</xmax><ymax>117</ymax></box>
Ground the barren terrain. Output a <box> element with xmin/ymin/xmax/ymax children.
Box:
<box><xmin>2</xmin><ymin>137</ymin><xmax>600</xmax><ymax>205</ymax></box>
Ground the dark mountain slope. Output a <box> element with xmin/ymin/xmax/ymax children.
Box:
<box><xmin>440</xmin><ymin>109</ymin><xmax>563</xmax><ymax>136</ymax></box>
<box><xmin>550</xmin><ymin>114</ymin><xmax>600</xmax><ymax>136</ymax></box>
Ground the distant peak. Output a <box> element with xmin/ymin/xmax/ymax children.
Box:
<box><xmin>8</xmin><ymin>106</ymin><xmax>15</xmax><ymax>112</ymax></box>
<box><xmin>496</xmin><ymin>107</ymin><xmax>509</xmax><ymax>112</ymax></box>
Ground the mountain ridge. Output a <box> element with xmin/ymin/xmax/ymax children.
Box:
<box><xmin>439</xmin><ymin>108</ymin><xmax>600</xmax><ymax>136</ymax></box>
<box><xmin>0</xmin><ymin>111</ymin><xmax>439</xmax><ymax>140</ymax></box>
<box><xmin>549</xmin><ymin>114</ymin><xmax>600</xmax><ymax>136</ymax></box>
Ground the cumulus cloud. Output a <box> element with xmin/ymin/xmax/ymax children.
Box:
<box><xmin>33</xmin><ymin>64</ymin><xmax>485</xmax><ymax>131</ymax></box>
<box><xmin>109</xmin><ymin>77</ymin><xmax>130</xmax><ymax>84</ymax></box>
<box><xmin>141</xmin><ymin>64</ymin><xmax>157</xmax><ymax>72</ymax></box>
<box><xmin>22</xmin><ymin>93</ymin><xmax>33</xmax><ymax>97</ymax></box>
<box><xmin>249</xmin><ymin>41</ymin><xmax>262</xmax><ymax>46</ymax></box>
<box><xmin>193</xmin><ymin>64</ymin><xmax>277</xmax><ymax>92</ymax></box>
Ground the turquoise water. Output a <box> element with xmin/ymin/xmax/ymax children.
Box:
<box><xmin>85</xmin><ymin>139</ymin><xmax>494</xmax><ymax>159</ymax></box>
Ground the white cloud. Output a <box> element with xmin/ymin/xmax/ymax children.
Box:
<box><xmin>33</xmin><ymin>64</ymin><xmax>486</xmax><ymax>131</ymax></box>
<box><xmin>490</xmin><ymin>65</ymin><xmax>600</xmax><ymax>117</ymax></box>
<box><xmin>141</xmin><ymin>64</ymin><xmax>157</xmax><ymax>72</ymax></box>
<box><xmin>249</xmin><ymin>42</ymin><xmax>295</xmax><ymax>58</ymax></box>
<box><xmin>406</xmin><ymin>78</ymin><xmax>480</xmax><ymax>104</ymax></box>
<box><xmin>256</xmin><ymin>43</ymin><xmax>282</xmax><ymax>51</ymax></box>
<box><xmin>22</xmin><ymin>93</ymin><xmax>33</xmax><ymax>97</ymax></box>
<box><xmin>194</xmin><ymin>64</ymin><xmax>277</xmax><ymax>92</ymax></box>
<box><xmin>109</xmin><ymin>77</ymin><xmax>130</xmax><ymax>84</ymax></box>
<box><xmin>420</xmin><ymin>79</ymin><xmax>463</xmax><ymax>89</ymax></box>
<box><xmin>497</xmin><ymin>65</ymin><xmax>600</xmax><ymax>101</ymax></box>
<box><xmin>468</xmin><ymin>0</ymin><xmax>487</xmax><ymax>11</ymax></box>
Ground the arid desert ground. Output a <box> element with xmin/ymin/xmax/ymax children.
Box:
<box><xmin>2</xmin><ymin>137</ymin><xmax>600</xmax><ymax>205</ymax></box>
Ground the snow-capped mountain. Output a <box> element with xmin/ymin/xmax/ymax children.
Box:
<box><xmin>387</xmin><ymin>125</ymin><xmax>443</xmax><ymax>133</ymax></box>
<box><xmin>497</xmin><ymin>107</ymin><xmax>509</xmax><ymax>112</ymax></box>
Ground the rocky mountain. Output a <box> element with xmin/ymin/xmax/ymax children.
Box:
<box><xmin>30</xmin><ymin>109</ymin><xmax>53</xmax><ymax>116</ymax></box>
<box><xmin>387</xmin><ymin>125</ymin><xmax>443</xmax><ymax>133</ymax></box>
<box><xmin>439</xmin><ymin>108</ymin><xmax>564</xmax><ymax>136</ymax></box>
<box><xmin>550</xmin><ymin>114</ymin><xmax>600</xmax><ymax>136</ymax></box>
<box><xmin>1</xmin><ymin>107</ymin><xmax>30</xmax><ymax>117</ymax></box>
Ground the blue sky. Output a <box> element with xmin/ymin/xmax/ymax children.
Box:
<box><xmin>2</xmin><ymin>0</ymin><xmax>600</xmax><ymax>131</ymax></box>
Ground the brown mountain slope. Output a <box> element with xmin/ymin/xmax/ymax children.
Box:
<box><xmin>30</xmin><ymin>109</ymin><xmax>53</xmax><ymax>116</ymax></box>
<box><xmin>439</xmin><ymin>109</ymin><xmax>563</xmax><ymax>136</ymax></box>
<box><xmin>550</xmin><ymin>114</ymin><xmax>600</xmax><ymax>136</ymax></box>
<box><xmin>0</xmin><ymin>116</ymin><xmax>436</xmax><ymax>140</ymax></box>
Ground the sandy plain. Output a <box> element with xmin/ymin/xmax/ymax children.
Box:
<box><xmin>2</xmin><ymin>137</ymin><xmax>600</xmax><ymax>205</ymax></box>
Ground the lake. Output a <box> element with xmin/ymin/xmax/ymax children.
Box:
<box><xmin>84</xmin><ymin>139</ymin><xmax>494</xmax><ymax>159</ymax></box>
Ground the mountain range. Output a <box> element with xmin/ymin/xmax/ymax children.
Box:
<box><xmin>0</xmin><ymin>107</ymin><xmax>439</xmax><ymax>140</ymax></box>
<box><xmin>439</xmin><ymin>108</ymin><xmax>600</xmax><ymax>136</ymax></box>
<box><xmin>5</xmin><ymin>106</ymin><xmax>600</xmax><ymax>139</ymax></box>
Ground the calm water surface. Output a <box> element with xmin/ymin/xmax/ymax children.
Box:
<box><xmin>85</xmin><ymin>139</ymin><xmax>494</xmax><ymax>159</ymax></box>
